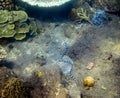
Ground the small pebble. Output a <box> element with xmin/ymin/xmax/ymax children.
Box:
<box><xmin>101</xmin><ymin>85</ymin><xmax>107</xmax><ymax>90</ymax></box>
<box><xmin>86</xmin><ymin>62</ymin><xmax>94</xmax><ymax>70</ymax></box>
<box><xmin>105</xmin><ymin>54</ymin><xmax>112</xmax><ymax>60</ymax></box>
<box><xmin>24</xmin><ymin>67</ymin><xmax>31</xmax><ymax>73</ymax></box>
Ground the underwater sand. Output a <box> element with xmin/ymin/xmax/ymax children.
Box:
<box><xmin>4</xmin><ymin>14</ymin><xmax>120</xmax><ymax>98</ymax></box>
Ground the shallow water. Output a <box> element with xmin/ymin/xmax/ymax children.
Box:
<box><xmin>0</xmin><ymin>1</ymin><xmax>120</xmax><ymax>98</ymax></box>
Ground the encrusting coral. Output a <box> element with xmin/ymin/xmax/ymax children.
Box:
<box><xmin>0</xmin><ymin>10</ymin><xmax>37</xmax><ymax>40</ymax></box>
<box><xmin>0</xmin><ymin>67</ymin><xmax>31</xmax><ymax>98</ymax></box>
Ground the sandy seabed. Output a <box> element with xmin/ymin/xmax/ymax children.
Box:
<box><xmin>2</xmin><ymin>14</ymin><xmax>120</xmax><ymax>98</ymax></box>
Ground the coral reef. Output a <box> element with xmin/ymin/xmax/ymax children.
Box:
<box><xmin>74</xmin><ymin>0</ymin><xmax>120</xmax><ymax>13</ymax></box>
<box><xmin>1</xmin><ymin>78</ymin><xmax>29</xmax><ymax>98</ymax></box>
<box><xmin>0</xmin><ymin>65</ymin><xmax>68</xmax><ymax>98</ymax></box>
<box><xmin>0</xmin><ymin>0</ymin><xmax>15</xmax><ymax>10</ymax></box>
<box><xmin>20</xmin><ymin>0</ymin><xmax>71</xmax><ymax>7</ymax></box>
<box><xmin>91</xmin><ymin>0</ymin><xmax>120</xmax><ymax>12</ymax></box>
<box><xmin>0</xmin><ymin>10</ymin><xmax>37</xmax><ymax>40</ymax></box>
<box><xmin>0</xmin><ymin>45</ymin><xmax>7</xmax><ymax>61</ymax></box>
<box><xmin>0</xmin><ymin>67</ymin><xmax>30</xmax><ymax>98</ymax></box>
<box><xmin>70</xmin><ymin>8</ymin><xmax>91</xmax><ymax>23</ymax></box>
<box><xmin>0</xmin><ymin>67</ymin><xmax>17</xmax><ymax>97</ymax></box>
<box><xmin>70</xmin><ymin>6</ymin><xmax>108</xmax><ymax>25</ymax></box>
<box><xmin>70</xmin><ymin>3</ymin><xmax>93</xmax><ymax>24</ymax></box>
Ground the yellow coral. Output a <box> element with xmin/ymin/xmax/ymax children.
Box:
<box><xmin>83</xmin><ymin>76</ymin><xmax>95</xmax><ymax>89</ymax></box>
<box><xmin>37</xmin><ymin>71</ymin><xmax>42</xmax><ymax>78</ymax></box>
